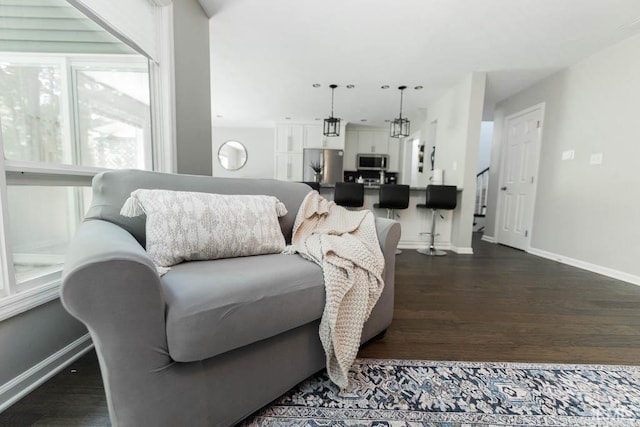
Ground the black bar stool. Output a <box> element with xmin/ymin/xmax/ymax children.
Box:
<box><xmin>374</xmin><ymin>184</ymin><xmax>410</xmax><ymax>254</ymax></box>
<box><xmin>334</xmin><ymin>182</ymin><xmax>364</xmax><ymax>208</ymax></box>
<box><xmin>301</xmin><ymin>181</ymin><xmax>320</xmax><ymax>192</ymax></box>
<box><xmin>416</xmin><ymin>185</ymin><xmax>457</xmax><ymax>256</ymax></box>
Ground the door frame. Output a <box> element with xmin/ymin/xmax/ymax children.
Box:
<box><xmin>495</xmin><ymin>102</ymin><xmax>545</xmax><ymax>251</ymax></box>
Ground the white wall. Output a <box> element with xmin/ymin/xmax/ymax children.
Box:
<box><xmin>477</xmin><ymin>121</ymin><xmax>493</xmax><ymax>172</ymax></box>
<box><xmin>485</xmin><ymin>34</ymin><xmax>640</xmax><ymax>281</ymax></box>
<box><xmin>420</xmin><ymin>72</ymin><xmax>486</xmax><ymax>253</ymax></box>
<box><xmin>0</xmin><ymin>301</ymin><xmax>89</xmax><ymax>411</ymax></box>
<box><xmin>174</xmin><ymin>0</ymin><xmax>212</xmax><ymax>176</ymax></box>
<box><xmin>415</xmin><ymin>122</ymin><xmax>436</xmax><ymax>188</ymax></box>
<box><xmin>212</xmin><ymin>127</ymin><xmax>275</xmax><ymax>178</ymax></box>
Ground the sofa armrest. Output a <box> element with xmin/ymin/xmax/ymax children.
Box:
<box><xmin>375</xmin><ymin>217</ymin><xmax>401</xmax><ymax>258</ymax></box>
<box><xmin>361</xmin><ymin>217</ymin><xmax>401</xmax><ymax>342</ymax></box>
<box><xmin>61</xmin><ymin>219</ymin><xmax>172</xmax><ymax>375</ymax></box>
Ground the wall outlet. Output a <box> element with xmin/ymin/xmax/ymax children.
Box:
<box><xmin>590</xmin><ymin>153</ymin><xmax>603</xmax><ymax>165</ymax></box>
<box><xmin>561</xmin><ymin>150</ymin><xmax>575</xmax><ymax>160</ymax></box>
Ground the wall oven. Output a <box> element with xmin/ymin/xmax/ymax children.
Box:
<box><xmin>356</xmin><ymin>154</ymin><xmax>388</xmax><ymax>171</ymax></box>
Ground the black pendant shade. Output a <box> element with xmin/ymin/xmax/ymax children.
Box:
<box><xmin>323</xmin><ymin>84</ymin><xmax>340</xmax><ymax>137</ymax></box>
<box><xmin>390</xmin><ymin>85</ymin><xmax>410</xmax><ymax>138</ymax></box>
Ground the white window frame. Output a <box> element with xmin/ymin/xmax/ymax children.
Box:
<box><xmin>0</xmin><ymin>54</ymin><xmax>155</xmax><ymax>320</ymax></box>
<box><xmin>69</xmin><ymin>55</ymin><xmax>153</xmax><ymax>171</ymax></box>
<box><xmin>0</xmin><ymin>2</ymin><xmax>175</xmax><ymax>321</ymax></box>
<box><xmin>0</xmin><ymin>55</ymin><xmax>74</xmax><ymax>165</ymax></box>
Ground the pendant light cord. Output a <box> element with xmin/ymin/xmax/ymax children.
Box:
<box><xmin>331</xmin><ymin>86</ymin><xmax>335</xmax><ymax>118</ymax></box>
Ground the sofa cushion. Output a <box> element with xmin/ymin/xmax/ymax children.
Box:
<box><xmin>161</xmin><ymin>253</ymin><xmax>325</xmax><ymax>362</ymax></box>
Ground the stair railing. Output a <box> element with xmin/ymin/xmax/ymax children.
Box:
<box><xmin>475</xmin><ymin>167</ymin><xmax>489</xmax><ymax>218</ymax></box>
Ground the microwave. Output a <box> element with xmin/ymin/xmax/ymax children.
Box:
<box><xmin>357</xmin><ymin>154</ymin><xmax>389</xmax><ymax>171</ymax></box>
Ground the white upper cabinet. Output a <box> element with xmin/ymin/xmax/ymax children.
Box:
<box><xmin>357</xmin><ymin>131</ymin><xmax>388</xmax><ymax>154</ymax></box>
<box><xmin>345</xmin><ymin>128</ymin><xmax>400</xmax><ymax>171</ymax></box>
<box><xmin>303</xmin><ymin>125</ymin><xmax>324</xmax><ymax>148</ymax></box>
<box><xmin>275</xmin><ymin>122</ymin><xmax>345</xmax><ymax>182</ymax></box>
<box><xmin>344</xmin><ymin>131</ymin><xmax>358</xmax><ymax>170</ymax></box>
<box><xmin>302</xmin><ymin>124</ymin><xmax>345</xmax><ymax>150</ymax></box>
<box><xmin>276</xmin><ymin>124</ymin><xmax>304</xmax><ymax>153</ymax></box>
<box><xmin>387</xmin><ymin>137</ymin><xmax>400</xmax><ymax>172</ymax></box>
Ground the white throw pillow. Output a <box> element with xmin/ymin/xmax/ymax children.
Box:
<box><xmin>120</xmin><ymin>189</ymin><xmax>288</xmax><ymax>268</ymax></box>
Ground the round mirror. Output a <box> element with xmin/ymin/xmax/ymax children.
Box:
<box><xmin>218</xmin><ymin>140</ymin><xmax>247</xmax><ymax>171</ymax></box>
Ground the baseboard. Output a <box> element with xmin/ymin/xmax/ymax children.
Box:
<box><xmin>450</xmin><ymin>245</ymin><xmax>474</xmax><ymax>255</ymax></box>
<box><xmin>527</xmin><ymin>247</ymin><xmax>640</xmax><ymax>287</ymax></box>
<box><xmin>398</xmin><ymin>240</ymin><xmax>450</xmax><ymax>250</ymax></box>
<box><xmin>0</xmin><ymin>333</ymin><xmax>93</xmax><ymax>412</ymax></box>
<box><xmin>399</xmin><ymin>240</ymin><xmax>467</xmax><ymax>254</ymax></box>
<box><xmin>481</xmin><ymin>235</ymin><xmax>496</xmax><ymax>243</ymax></box>
<box><xmin>397</xmin><ymin>241</ymin><xmax>429</xmax><ymax>250</ymax></box>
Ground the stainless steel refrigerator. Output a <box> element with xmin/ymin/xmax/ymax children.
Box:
<box><xmin>302</xmin><ymin>149</ymin><xmax>344</xmax><ymax>185</ymax></box>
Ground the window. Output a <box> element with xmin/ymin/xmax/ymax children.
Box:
<box><xmin>75</xmin><ymin>65</ymin><xmax>151</xmax><ymax>170</ymax></box>
<box><xmin>0</xmin><ymin>61</ymin><xmax>67</xmax><ymax>164</ymax></box>
<box><xmin>7</xmin><ymin>185</ymin><xmax>90</xmax><ymax>288</ymax></box>
<box><xmin>0</xmin><ymin>0</ymin><xmax>160</xmax><ymax>311</ymax></box>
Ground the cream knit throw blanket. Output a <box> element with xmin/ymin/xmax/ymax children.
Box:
<box><xmin>289</xmin><ymin>191</ymin><xmax>385</xmax><ymax>388</ymax></box>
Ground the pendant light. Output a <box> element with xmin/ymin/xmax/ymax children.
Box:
<box><xmin>323</xmin><ymin>84</ymin><xmax>340</xmax><ymax>137</ymax></box>
<box><xmin>390</xmin><ymin>85</ymin><xmax>410</xmax><ymax>138</ymax></box>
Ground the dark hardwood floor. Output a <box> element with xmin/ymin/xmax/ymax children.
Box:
<box><xmin>2</xmin><ymin>234</ymin><xmax>640</xmax><ymax>425</ymax></box>
<box><xmin>360</xmin><ymin>235</ymin><xmax>640</xmax><ymax>363</ymax></box>
<box><xmin>0</xmin><ymin>350</ymin><xmax>108</xmax><ymax>426</ymax></box>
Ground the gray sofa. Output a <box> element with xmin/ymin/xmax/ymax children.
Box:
<box><xmin>61</xmin><ymin>169</ymin><xmax>401</xmax><ymax>427</ymax></box>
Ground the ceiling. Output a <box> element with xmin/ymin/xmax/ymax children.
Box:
<box><xmin>201</xmin><ymin>0</ymin><xmax>640</xmax><ymax>128</ymax></box>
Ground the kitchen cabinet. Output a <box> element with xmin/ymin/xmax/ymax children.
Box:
<box><xmin>303</xmin><ymin>125</ymin><xmax>324</xmax><ymax>149</ymax></box>
<box><xmin>357</xmin><ymin>131</ymin><xmax>388</xmax><ymax>154</ymax></box>
<box><xmin>276</xmin><ymin>124</ymin><xmax>304</xmax><ymax>153</ymax></box>
<box><xmin>387</xmin><ymin>137</ymin><xmax>399</xmax><ymax>172</ymax></box>
<box><xmin>275</xmin><ymin>152</ymin><xmax>303</xmax><ymax>181</ymax></box>
<box><xmin>275</xmin><ymin>124</ymin><xmax>303</xmax><ymax>181</ymax></box>
<box><xmin>276</xmin><ymin>123</ymin><xmax>347</xmax><ymax>181</ymax></box>
<box><xmin>343</xmin><ymin>131</ymin><xmax>358</xmax><ymax>170</ymax></box>
<box><xmin>344</xmin><ymin>128</ymin><xmax>400</xmax><ymax>172</ymax></box>
<box><xmin>303</xmin><ymin>124</ymin><xmax>345</xmax><ymax>149</ymax></box>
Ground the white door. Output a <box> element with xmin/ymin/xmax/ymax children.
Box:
<box><xmin>497</xmin><ymin>107</ymin><xmax>543</xmax><ymax>250</ymax></box>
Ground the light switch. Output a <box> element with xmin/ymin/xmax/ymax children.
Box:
<box><xmin>561</xmin><ymin>150</ymin><xmax>575</xmax><ymax>160</ymax></box>
<box><xmin>590</xmin><ymin>153</ymin><xmax>603</xmax><ymax>165</ymax></box>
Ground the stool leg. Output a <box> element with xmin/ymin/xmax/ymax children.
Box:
<box><xmin>417</xmin><ymin>209</ymin><xmax>447</xmax><ymax>256</ymax></box>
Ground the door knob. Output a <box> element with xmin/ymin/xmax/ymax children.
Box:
<box><xmin>500</xmin><ymin>186</ymin><xmax>507</xmax><ymax>191</ymax></box>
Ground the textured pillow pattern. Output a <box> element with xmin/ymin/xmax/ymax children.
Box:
<box><xmin>120</xmin><ymin>189</ymin><xmax>288</xmax><ymax>268</ymax></box>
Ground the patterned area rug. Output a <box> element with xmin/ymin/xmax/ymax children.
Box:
<box><xmin>242</xmin><ymin>359</ymin><xmax>640</xmax><ymax>426</ymax></box>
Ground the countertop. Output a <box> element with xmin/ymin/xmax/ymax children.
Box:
<box><xmin>319</xmin><ymin>184</ymin><xmax>424</xmax><ymax>191</ymax></box>
<box><xmin>319</xmin><ymin>184</ymin><xmax>462</xmax><ymax>191</ymax></box>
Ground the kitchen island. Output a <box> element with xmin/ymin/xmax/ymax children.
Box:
<box><xmin>318</xmin><ymin>184</ymin><xmax>459</xmax><ymax>251</ymax></box>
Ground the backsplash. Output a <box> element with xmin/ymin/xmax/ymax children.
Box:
<box><xmin>343</xmin><ymin>170</ymin><xmax>398</xmax><ymax>184</ymax></box>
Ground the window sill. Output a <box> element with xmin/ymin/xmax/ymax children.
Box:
<box><xmin>4</xmin><ymin>161</ymin><xmax>108</xmax><ymax>186</ymax></box>
<box><xmin>0</xmin><ymin>280</ymin><xmax>61</xmax><ymax>322</ymax></box>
